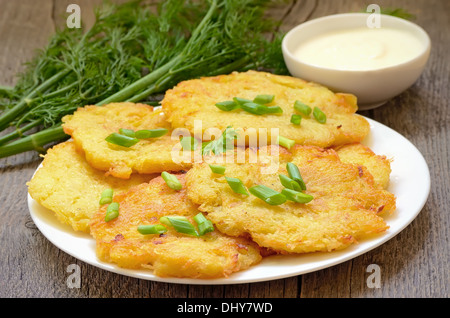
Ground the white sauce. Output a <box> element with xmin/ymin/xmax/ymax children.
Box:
<box><xmin>294</xmin><ymin>27</ymin><xmax>423</xmax><ymax>70</ymax></box>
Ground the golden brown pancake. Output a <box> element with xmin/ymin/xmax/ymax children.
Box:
<box><xmin>185</xmin><ymin>145</ymin><xmax>396</xmax><ymax>254</ymax></box>
<box><xmin>62</xmin><ymin>102</ymin><xmax>191</xmax><ymax>179</ymax></box>
<box><xmin>334</xmin><ymin>142</ymin><xmax>392</xmax><ymax>189</ymax></box>
<box><xmin>27</xmin><ymin>141</ymin><xmax>154</xmax><ymax>232</ymax></box>
<box><xmin>89</xmin><ymin>174</ymin><xmax>263</xmax><ymax>279</ymax></box>
<box><xmin>162</xmin><ymin>70</ymin><xmax>370</xmax><ymax>148</ymax></box>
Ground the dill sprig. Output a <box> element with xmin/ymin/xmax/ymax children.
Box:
<box><xmin>0</xmin><ymin>0</ymin><xmax>288</xmax><ymax>157</ymax></box>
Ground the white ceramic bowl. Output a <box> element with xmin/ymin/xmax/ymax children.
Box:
<box><xmin>282</xmin><ymin>13</ymin><xmax>431</xmax><ymax>110</ymax></box>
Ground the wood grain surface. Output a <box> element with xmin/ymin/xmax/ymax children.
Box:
<box><xmin>0</xmin><ymin>0</ymin><xmax>448</xmax><ymax>299</ymax></box>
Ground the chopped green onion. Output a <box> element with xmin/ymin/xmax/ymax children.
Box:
<box><xmin>159</xmin><ymin>216</ymin><xmax>172</xmax><ymax>227</ymax></box>
<box><xmin>233</xmin><ymin>97</ymin><xmax>252</xmax><ymax>105</ymax></box>
<box><xmin>294</xmin><ymin>101</ymin><xmax>312</xmax><ymax>116</ymax></box>
<box><xmin>193</xmin><ymin>213</ymin><xmax>214</xmax><ymax>235</ymax></box>
<box><xmin>137</xmin><ymin>224</ymin><xmax>167</xmax><ymax>235</ymax></box>
<box><xmin>249</xmin><ymin>185</ymin><xmax>286</xmax><ymax>205</ymax></box>
<box><xmin>99</xmin><ymin>188</ymin><xmax>113</xmax><ymax>205</ymax></box>
<box><xmin>241</xmin><ymin>102</ymin><xmax>269</xmax><ymax>115</ymax></box>
<box><xmin>227</xmin><ymin>97</ymin><xmax>282</xmax><ymax>115</ymax></box>
<box><xmin>279</xmin><ymin>174</ymin><xmax>302</xmax><ymax>191</ymax></box>
<box><xmin>313</xmin><ymin>107</ymin><xmax>327</xmax><ymax>124</ymax></box>
<box><xmin>253</xmin><ymin>94</ymin><xmax>274</xmax><ymax>104</ymax></box>
<box><xmin>290</xmin><ymin>114</ymin><xmax>302</xmax><ymax>125</ymax></box>
<box><xmin>215</xmin><ymin>100</ymin><xmax>239</xmax><ymax>111</ymax></box>
<box><xmin>180</xmin><ymin>136</ymin><xmax>198</xmax><ymax>150</ymax></box>
<box><xmin>105</xmin><ymin>202</ymin><xmax>119</xmax><ymax>222</ymax></box>
<box><xmin>119</xmin><ymin>128</ymin><xmax>136</xmax><ymax>138</ymax></box>
<box><xmin>240</xmin><ymin>102</ymin><xmax>282</xmax><ymax>115</ymax></box>
<box><xmin>277</xmin><ymin>135</ymin><xmax>295</xmax><ymax>149</ymax></box>
<box><xmin>225</xmin><ymin>177</ymin><xmax>249</xmax><ymax>195</ymax></box>
<box><xmin>281</xmin><ymin>188</ymin><xmax>314</xmax><ymax>203</ymax></box>
<box><xmin>99</xmin><ymin>197</ymin><xmax>112</xmax><ymax>206</ymax></box>
<box><xmin>198</xmin><ymin>221</ymin><xmax>214</xmax><ymax>236</ymax></box>
<box><xmin>161</xmin><ymin>171</ymin><xmax>182</xmax><ymax>190</ymax></box>
<box><xmin>105</xmin><ymin>132</ymin><xmax>139</xmax><ymax>147</ymax></box>
<box><xmin>264</xmin><ymin>105</ymin><xmax>283</xmax><ymax>114</ymax></box>
<box><xmin>286</xmin><ymin>162</ymin><xmax>306</xmax><ymax>190</ymax></box>
<box><xmin>209</xmin><ymin>164</ymin><xmax>226</xmax><ymax>174</ymax></box>
<box><xmin>135</xmin><ymin>128</ymin><xmax>168</xmax><ymax>139</ymax></box>
<box><xmin>193</xmin><ymin>212</ymin><xmax>209</xmax><ymax>225</ymax></box>
<box><xmin>159</xmin><ymin>216</ymin><xmax>198</xmax><ymax>236</ymax></box>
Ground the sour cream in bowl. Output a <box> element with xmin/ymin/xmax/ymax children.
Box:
<box><xmin>282</xmin><ymin>13</ymin><xmax>431</xmax><ymax>110</ymax></box>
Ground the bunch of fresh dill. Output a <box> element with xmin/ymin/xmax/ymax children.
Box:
<box><xmin>0</xmin><ymin>0</ymin><xmax>289</xmax><ymax>158</ymax></box>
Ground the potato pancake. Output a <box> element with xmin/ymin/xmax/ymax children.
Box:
<box><xmin>185</xmin><ymin>145</ymin><xmax>396</xmax><ymax>254</ymax></box>
<box><xmin>62</xmin><ymin>102</ymin><xmax>191</xmax><ymax>179</ymax></box>
<box><xmin>334</xmin><ymin>143</ymin><xmax>392</xmax><ymax>189</ymax></box>
<box><xmin>162</xmin><ymin>70</ymin><xmax>370</xmax><ymax>148</ymax></box>
<box><xmin>89</xmin><ymin>174</ymin><xmax>263</xmax><ymax>279</ymax></box>
<box><xmin>27</xmin><ymin>141</ymin><xmax>153</xmax><ymax>232</ymax></box>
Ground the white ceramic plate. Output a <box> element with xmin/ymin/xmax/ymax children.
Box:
<box><xmin>28</xmin><ymin>117</ymin><xmax>430</xmax><ymax>285</ymax></box>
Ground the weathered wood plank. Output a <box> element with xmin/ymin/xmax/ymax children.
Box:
<box><xmin>0</xmin><ymin>0</ymin><xmax>55</xmax><ymax>87</ymax></box>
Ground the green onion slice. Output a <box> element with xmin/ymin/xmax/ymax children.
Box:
<box><xmin>279</xmin><ymin>174</ymin><xmax>302</xmax><ymax>191</ymax></box>
<box><xmin>286</xmin><ymin>162</ymin><xmax>306</xmax><ymax>190</ymax></box>
<box><xmin>294</xmin><ymin>101</ymin><xmax>312</xmax><ymax>116</ymax></box>
<box><xmin>180</xmin><ymin>136</ymin><xmax>198</xmax><ymax>150</ymax></box>
<box><xmin>159</xmin><ymin>216</ymin><xmax>172</xmax><ymax>227</ymax></box>
<box><xmin>193</xmin><ymin>212</ymin><xmax>209</xmax><ymax>225</ymax></box>
<box><xmin>198</xmin><ymin>221</ymin><xmax>214</xmax><ymax>236</ymax></box>
<box><xmin>137</xmin><ymin>224</ymin><xmax>167</xmax><ymax>235</ymax></box>
<box><xmin>241</xmin><ymin>102</ymin><xmax>269</xmax><ymax>115</ymax></box>
<box><xmin>215</xmin><ymin>100</ymin><xmax>239</xmax><ymax>111</ymax></box>
<box><xmin>313</xmin><ymin>107</ymin><xmax>327</xmax><ymax>124</ymax></box>
<box><xmin>159</xmin><ymin>216</ymin><xmax>198</xmax><ymax>236</ymax></box>
<box><xmin>99</xmin><ymin>188</ymin><xmax>113</xmax><ymax>205</ymax></box>
<box><xmin>240</xmin><ymin>102</ymin><xmax>282</xmax><ymax>115</ymax></box>
<box><xmin>264</xmin><ymin>105</ymin><xmax>283</xmax><ymax>114</ymax></box>
<box><xmin>249</xmin><ymin>185</ymin><xmax>286</xmax><ymax>205</ymax></box>
<box><xmin>193</xmin><ymin>213</ymin><xmax>214</xmax><ymax>236</ymax></box>
<box><xmin>253</xmin><ymin>94</ymin><xmax>274</xmax><ymax>104</ymax></box>
<box><xmin>105</xmin><ymin>202</ymin><xmax>119</xmax><ymax>222</ymax></box>
<box><xmin>209</xmin><ymin>164</ymin><xmax>226</xmax><ymax>174</ymax></box>
<box><xmin>105</xmin><ymin>132</ymin><xmax>139</xmax><ymax>147</ymax></box>
<box><xmin>161</xmin><ymin>171</ymin><xmax>182</xmax><ymax>190</ymax></box>
<box><xmin>225</xmin><ymin>177</ymin><xmax>249</xmax><ymax>195</ymax></box>
<box><xmin>290</xmin><ymin>114</ymin><xmax>302</xmax><ymax>125</ymax></box>
<box><xmin>233</xmin><ymin>97</ymin><xmax>252</xmax><ymax>105</ymax></box>
<box><xmin>277</xmin><ymin>135</ymin><xmax>295</xmax><ymax>149</ymax></box>
<box><xmin>281</xmin><ymin>188</ymin><xmax>314</xmax><ymax>203</ymax></box>
<box><xmin>118</xmin><ymin>128</ymin><xmax>136</xmax><ymax>138</ymax></box>
<box><xmin>135</xmin><ymin>128</ymin><xmax>168</xmax><ymax>139</ymax></box>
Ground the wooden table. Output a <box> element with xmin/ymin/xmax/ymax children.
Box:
<box><xmin>0</xmin><ymin>0</ymin><xmax>448</xmax><ymax>299</ymax></box>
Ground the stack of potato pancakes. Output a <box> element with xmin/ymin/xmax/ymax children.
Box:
<box><xmin>28</xmin><ymin>71</ymin><xmax>395</xmax><ymax>279</ymax></box>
